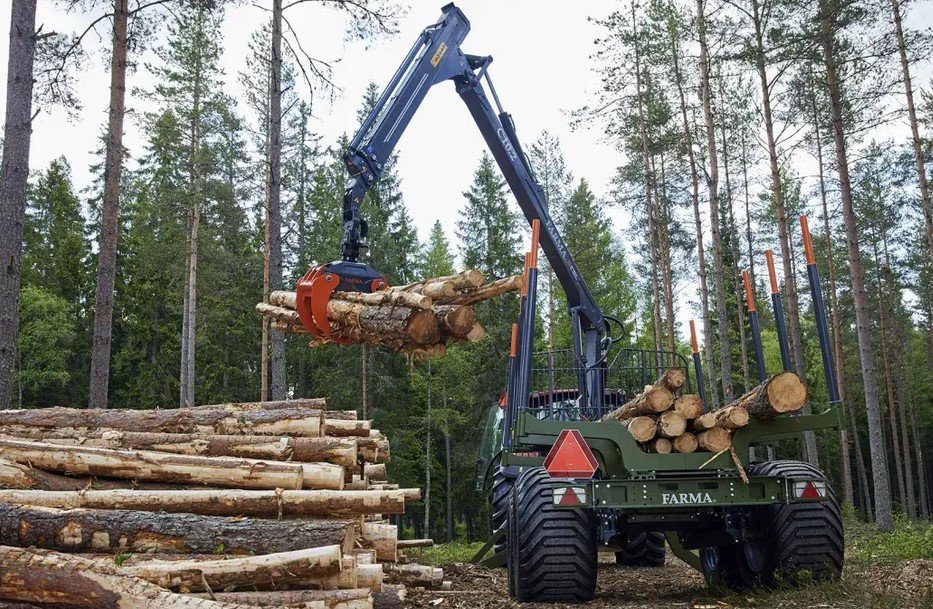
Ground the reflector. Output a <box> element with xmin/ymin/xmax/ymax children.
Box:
<box><xmin>543</xmin><ymin>429</ymin><xmax>598</xmax><ymax>479</ymax></box>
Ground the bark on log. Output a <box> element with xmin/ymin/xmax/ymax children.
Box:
<box><xmin>0</xmin><ymin>488</ymin><xmax>405</xmax><ymax>518</ymax></box>
<box><xmin>123</xmin><ymin>545</ymin><xmax>342</xmax><ymax>593</ymax></box>
<box><xmin>357</xmin><ymin>436</ymin><xmax>389</xmax><ymax>463</ymax></box>
<box><xmin>396</xmin><ymin>538</ymin><xmax>433</xmax><ymax>548</ymax></box>
<box><xmin>0</xmin><ymin>438</ymin><xmax>312</xmax><ymax>490</ymax></box>
<box><xmin>672</xmin><ymin>432</ymin><xmax>698</xmax><ymax>454</ymax></box>
<box><xmin>373</xmin><ymin>584</ymin><xmax>406</xmax><ymax>609</ymax></box>
<box><xmin>620</xmin><ymin>417</ymin><xmax>656</xmax><ymax>443</ymax></box>
<box><xmin>601</xmin><ymin>386</ymin><xmax>674</xmax><ymax>422</ymax></box>
<box><xmin>0</xmin><ymin>502</ymin><xmax>355</xmax><ymax>554</ymax></box>
<box><xmin>0</xmin><ymin>546</ymin><xmax>253</xmax><ymax>609</ymax></box>
<box><xmin>437</xmin><ymin>275</ymin><xmax>522</xmax><ymax>305</ymax></box>
<box><xmin>383</xmin><ymin>564</ymin><xmax>444</xmax><ymax>588</ymax></box>
<box><xmin>646</xmin><ymin>438</ymin><xmax>672</xmax><ymax>454</ymax></box>
<box><xmin>696</xmin><ymin>427</ymin><xmax>732</xmax><ymax>452</ymax></box>
<box><xmin>394</xmin><ymin>270</ymin><xmax>484</xmax><ymax>293</ymax></box>
<box><xmin>0</xmin><ymin>430</ymin><xmax>359</xmax><ymax>468</ymax></box>
<box><xmin>193</xmin><ymin>398</ymin><xmax>328</xmax><ymax>411</ymax></box>
<box><xmin>656</xmin><ymin>411</ymin><xmax>687</xmax><ymax>439</ymax></box>
<box><xmin>672</xmin><ymin>394</ymin><xmax>704</xmax><ymax>420</ymax></box>
<box><xmin>0</xmin><ymin>457</ymin><xmax>194</xmax><ymax>492</ymax></box>
<box><xmin>727</xmin><ymin>372</ymin><xmax>807</xmax><ymax>419</ymax></box>
<box><xmin>0</xmin><ymin>406</ymin><xmax>323</xmax><ymax>437</ymax></box>
<box><xmin>693</xmin><ymin>405</ymin><xmax>750</xmax><ymax>431</ymax></box>
<box><xmin>363</xmin><ymin>463</ymin><xmax>387</xmax><ymax>482</ymax></box>
<box><xmin>324</xmin><ymin>419</ymin><xmax>371</xmax><ymax>438</ymax></box>
<box><xmin>355</xmin><ymin>563</ymin><xmax>384</xmax><ymax>590</ymax></box>
<box><xmin>194</xmin><ymin>589</ymin><xmax>371</xmax><ymax>609</ymax></box>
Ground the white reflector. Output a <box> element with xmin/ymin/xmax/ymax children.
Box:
<box><xmin>552</xmin><ymin>486</ymin><xmax>586</xmax><ymax>506</ymax></box>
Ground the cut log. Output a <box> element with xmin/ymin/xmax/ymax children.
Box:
<box><xmin>0</xmin><ymin>438</ymin><xmax>310</xmax><ymax>490</ymax></box>
<box><xmin>194</xmin><ymin>589</ymin><xmax>372</xmax><ymax>609</ymax></box>
<box><xmin>433</xmin><ymin>305</ymin><xmax>476</xmax><ymax>338</ymax></box>
<box><xmin>396</xmin><ymin>538</ymin><xmax>433</xmax><ymax>548</ymax></box>
<box><xmin>360</xmin><ymin>522</ymin><xmax>397</xmax><ymax>562</ymax></box>
<box><xmin>372</xmin><ymin>584</ymin><xmax>406</xmax><ymax>609</ymax></box>
<box><xmin>728</xmin><ymin>372</ymin><xmax>807</xmax><ymax>419</ymax></box>
<box><xmin>438</xmin><ymin>275</ymin><xmax>522</xmax><ymax>305</ymax></box>
<box><xmin>399</xmin><ymin>488</ymin><xmax>421</xmax><ymax>501</ymax></box>
<box><xmin>601</xmin><ymin>386</ymin><xmax>674</xmax><ymax>422</ymax></box>
<box><xmin>394</xmin><ymin>270</ymin><xmax>484</xmax><ymax>293</ymax></box>
<box><xmin>646</xmin><ymin>438</ymin><xmax>672</xmax><ymax>454</ymax></box>
<box><xmin>324</xmin><ymin>419</ymin><xmax>371</xmax><ymax>438</ymax></box>
<box><xmin>0</xmin><ymin>488</ymin><xmax>405</xmax><ymax>518</ymax></box>
<box><xmin>696</xmin><ymin>427</ymin><xmax>732</xmax><ymax>452</ymax></box>
<box><xmin>334</xmin><ymin>289</ymin><xmax>433</xmax><ymax>310</ymax></box>
<box><xmin>464</xmin><ymin>321</ymin><xmax>485</xmax><ymax>342</ymax></box>
<box><xmin>363</xmin><ymin>463</ymin><xmax>387</xmax><ymax>482</ymax></box>
<box><xmin>0</xmin><ymin>545</ymin><xmax>253</xmax><ymax>609</ymax></box>
<box><xmin>123</xmin><ymin>545</ymin><xmax>342</xmax><ymax>593</ymax></box>
<box><xmin>383</xmin><ymin>564</ymin><xmax>444</xmax><ymax>589</ymax></box>
<box><xmin>0</xmin><ymin>429</ymin><xmax>359</xmax><ymax>468</ymax></box>
<box><xmin>356</xmin><ymin>563</ymin><xmax>384</xmax><ymax>590</ymax></box>
<box><xmin>656</xmin><ymin>411</ymin><xmax>687</xmax><ymax>439</ymax></box>
<box><xmin>0</xmin><ymin>457</ymin><xmax>195</xmax><ymax>492</ymax></box>
<box><xmin>672</xmin><ymin>432</ymin><xmax>698</xmax><ymax>454</ymax></box>
<box><xmin>657</xmin><ymin>368</ymin><xmax>687</xmax><ymax>393</ymax></box>
<box><xmin>193</xmin><ymin>397</ymin><xmax>328</xmax><ymax>411</ymax></box>
<box><xmin>620</xmin><ymin>416</ymin><xmax>656</xmax><ymax>443</ymax></box>
<box><xmin>0</xmin><ymin>406</ymin><xmax>323</xmax><ymax>437</ymax></box>
<box><xmin>672</xmin><ymin>394</ymin><xmax>704</xmax><ymax>420</ymax></box>
<box><xmin>0</xmin><ymin>502</ymin><xmax>355</xmax><ymax>554</ymax></box>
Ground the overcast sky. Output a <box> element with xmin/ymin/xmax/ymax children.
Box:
<box><xmin>2</xmin><ymin>0</ymin><xmax>931</xmax><ymax>344</ymax></box>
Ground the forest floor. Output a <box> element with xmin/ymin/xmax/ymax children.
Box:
<box><xmin>406</xmin><ymin>515</ymin><xmax>933</xmax><ymax>609</ymax></box>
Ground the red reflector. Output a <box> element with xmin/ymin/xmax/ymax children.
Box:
<box><xmin>801</xmin><ymin>482</ymin><xmax>821</xmax><ymax>499</ymax></box>
<box><xmin>543</xmin><ymin>429</ymin><xmax>598</xmax><ymax>479</ymax></box>
<box><xmin>560</xmin><ymin>487</ymin><xmax>584</xmax><ymax>505</ymax></box>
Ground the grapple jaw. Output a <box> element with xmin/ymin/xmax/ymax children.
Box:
<box><xmin>295</xmin><ymin>261</ymin><xmax>388</xmax><ymax>340</ymax></box>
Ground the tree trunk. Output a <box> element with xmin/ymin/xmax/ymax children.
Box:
<box><xmin>0</xmin><ymin>405</ymin><xmax>325</xmax><ymax>436</ymax></box>
<box><xmin>697</xmin><ymin>0</ymin><xmax>732</xmax><ymax>402</ymax></box>
<box><xmin>909</xmin><ymin>397</ymin><xmax>929</xmax><ymax>518</ymax></box>
<box><xmin>86</xmin><ymin>0</ymin><xmax>127</xmax><ymax>410</ymax></box>
<box><xmin>268</xmin><ymin>0</ymin><xmax>286</xmax><ymax>400</ymax></box>
<box><xmin>0</xmin><ymin>546</ymin><xmax>252</xmax><ymax>609</ymax></box>
<box><xmin>122</xmin><ymin>546</ymin><xmax>341</xmax><ymax>593</ymax></box>
<box><xmin>0</xmin><ymin>2</ymin><xmax>35</xmax><ymax>402</ymax></box>
<box><xmin>819</xmin><ymin>0</ymin><xmax>893</xmax><ymax>530</ymax></box>
<box><xmin>811</xmin><ymin>77</ymin><xmax>856</xmax><ymax>509</ymax></box>
<box><xmin>0</xmin><ymin>502</ymin><xmax>355</xmax><ymax>554</ymax></box>
<box><xmin>0</xmin><ymin>488</ymin><xmax>404</xmax><ymax>518</ymax></box>
<box><xmin>0</xmin><ymin>438</ymin><xmax>342</xmax><ymax>490</ymax></box>
<box><xmin>423</xmin><ymin>363</ymin><xmax>431</xmax><ymax>538</ymax></box>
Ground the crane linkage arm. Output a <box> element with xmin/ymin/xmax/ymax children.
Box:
<box><xmin>303</xmin><ymin>3</ymin><xmax>610</xmax><ymax>407</ymax></box>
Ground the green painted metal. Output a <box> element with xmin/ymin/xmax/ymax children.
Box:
<box><xmin>470</xmin><ymin>528</ymin><xmax>505</xmax><ymax>566</ymax></box>
<box><xmin>664</xmin><ymin>531</ymin><xmax>701</xmax><ymax>571</ymax></box>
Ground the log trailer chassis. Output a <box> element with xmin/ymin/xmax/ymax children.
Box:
<box><xmin>295</xmin><ymin>3</ymin><xmax>844</xmax><ymax>603</ymax></box>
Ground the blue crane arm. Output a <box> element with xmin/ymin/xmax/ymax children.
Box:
<box><xmin>341</xmin><ymin>3</ymin><xmax>608</xmax><ymax>400</ymax></box>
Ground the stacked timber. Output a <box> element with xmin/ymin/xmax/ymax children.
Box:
<box><xmin>257</xmin><ymin>270</ymin><xmax>522</xmax><ymax>359</ymax></box>
<box><xmin>0</xmin><ymin>399</ymin><xmax>444</xmax><ymax>609</ymax></box>
<box><xmin>601</xmin><ymin>369</ymin><xmax>807</xmax><ymax>454</ymax></box>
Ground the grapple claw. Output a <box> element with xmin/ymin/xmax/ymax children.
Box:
<box><xmin>294</xmin><ymin>261</ymin><xmax>389</xmax><ymax>341</ymax></box>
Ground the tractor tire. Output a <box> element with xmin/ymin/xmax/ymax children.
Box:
<box><xmin>700</xmin><ymin>460</ymin><xmax>843</xmax><ymax>591</ymax></box>
<box><xmin>615</xmin><ymin>531</ymin><xmax>666</xmax><ymax>567</ymax></box>
<box><xmin>507</xmin><ymin>467</ymin><xmax>598</xmax><ymax>603</ymax></box>
<box><xmin>491</xmin><ymin>463</ymin><xmax>512</xmax><ymax>562</ymax></box>
<box><xmin>752</xmin><ymin>460</ymin><xmax>844</xmax><ymax>585</ymax></box>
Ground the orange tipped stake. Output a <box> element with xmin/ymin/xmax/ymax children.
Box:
<box><xmin>743</xmin><ymin>269</ymin><xmax>767</xmax><ymax>382</ymax></box>
<box><xmin>529</xmin><ymin>219</ymin><xmax>540</xmax><ymax>269</ymax></box>
<box><xmin>742</xmin><ymin>270</ymin><xmax>756</xmax><ymax>313</ymax></box>
<box><xmin>800</xmin><ymin>215</ymin><xmax>816</xmax><ymax>265</ymax></box>
<box><xmin>688</xmin><ymin>320</ymin><xmax>709</xmax><ymax>412</ymax></box>
<box><xmin>689</xmin><ymin>319</ymin><xmax>699</xmax><ymax>354</ymax></box>
<box><xmin>509</xmin><ymin>323</ymin><xmax>518</xmax><ymax>358</ymax></box>
<box><xmin>765</xmin><ymin>250</ymin><xmax>779</xmax><ymax>295</ymax></box>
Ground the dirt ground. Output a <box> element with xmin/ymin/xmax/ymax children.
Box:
<box><xmin>406</xmin><ymin>554</ymin><xmax>933</xmax><ymax>609</ymax></box>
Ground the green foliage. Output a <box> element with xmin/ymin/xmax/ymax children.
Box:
<box><xmin>847</xmin><ymin>513</ymin><xmax>933</xmax><ymax>564</ymax></box>
<box><xmin>16</xmin><ymin>285</ymin><xmax>77</xmax><ymax>406</ymax></box>
<box><xmin>410</xmin><ymin>541</ymin><xmax>485</xmax><ymax>565</ymax></box>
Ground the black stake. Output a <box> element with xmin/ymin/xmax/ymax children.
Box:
<box><xmin>689</xmin><ymin>320</ymin><xmax>709</xmax><ymax>413</ymax></box>
<box><xmin>800</xmin><ymin>215</ymin><xmax>840</xmax><ymax>405</ymax></box>
<box><xmin>743</xmin><ymin>269</ymin><xmax>767</xmax><ymax>383</ymax></box>
<box><xmin>765</xmin><ymin>250</ymin><xmax>792</xmax><ymax>372</ymax></box>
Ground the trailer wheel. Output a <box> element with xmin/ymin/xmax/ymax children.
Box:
<box><xmin>491</xmin><ymin>461</ymin><xmax>511</xmax><ymax>562</ymax></box>
<box><xmin>507</xmin><ymin>467</ymin><xmax>598</xmax><ymax>603</ymax></box>
<box><xmin>615</xmin><ymin>531</ymin><xmax>666</xmax><ymax>567</ymax></box>
<box><xmin>701</xmin><ymin>460</ymin><xmax>843</xmax><ymax>591</ymax></box>
<box><xmin>751</xmin><ymin>460</ymin><xmax>844</xmax><ymax>585</ymax></box>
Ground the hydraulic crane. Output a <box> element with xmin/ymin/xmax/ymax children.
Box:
<box><xmin>295</xmin><ymin>3</ymin><xmax>615</xmax><ymax>416</ymax></box>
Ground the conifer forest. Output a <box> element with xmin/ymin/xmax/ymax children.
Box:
<box><xmin>1</xmin><ymin>1</ymin><xmax>933</xmax><ymax>598</ymax></box>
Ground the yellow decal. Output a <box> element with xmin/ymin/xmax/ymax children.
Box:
<box><xmin>431</xmin><ymin>42</ymin><xmax>448</xmax><ymax>67</ymax></box>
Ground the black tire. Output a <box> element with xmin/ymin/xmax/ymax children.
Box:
<box><xmin>615</xmin><ymin>531</ymin><xmax>666</xmax><ymax>567</ymax></box>
<box><xmin>491</xmin><ymin>463</ymin><xmax>511</xmax><ymax>561</ymax></box>
<box><xmin>507</xmin><ymin>467</ymin><xmax>598</xmax><ymax>603</ymax></box>
<box><xmin>700</xmin><ymin>460</ymin><xmax>843</xmax><ymax>590</ymax></box>
<box><xmin>752</xmin><ymin>460</ymin><xmax>844</xmax><ymax>585</ymax></box>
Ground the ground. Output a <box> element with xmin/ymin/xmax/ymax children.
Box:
<box><xmin>405</xmin><ymin>516</ymin><xmax>933</xmax><ymax>609</ymax></box>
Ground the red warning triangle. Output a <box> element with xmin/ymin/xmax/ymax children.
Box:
<box><xmin>801</xmin><ymin>482</ymin><xmax>821</xmax><ymax>499</ymax></box>
<box><xmin>559</xmin><ymin>487</ymin><xmax>583</xmax><ymax>506</ymax></box>
<box><xmin>543</xmin><ymin>429</ymin><xmax>598</xmax><ymax>479</ymax></box>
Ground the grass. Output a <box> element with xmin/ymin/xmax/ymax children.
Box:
<box><xmin>846</xmin><ymin>511</ymin><xmax>933</xmax><ymax>564</ymax></box>
<box><xmin>404</xmin><ymin>540</ymin><xmax>485</xmax><ymax>565</ymax></box>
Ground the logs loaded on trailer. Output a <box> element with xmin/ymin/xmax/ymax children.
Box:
<box><xmin>0</xmin><ymin>399</ymin><xmax>445</xmax><ymax>609</ymax></box>
<box><xmin>256</xmin><ymin>270</ymin><xmax>522</xmax><ymax>358</ymax></box>
<box><xmin>601</xmin><ymin>369</ymin><xmax>808</xmax><ymax>454</ymax></box>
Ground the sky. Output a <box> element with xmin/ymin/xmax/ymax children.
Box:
<box><xmin>1</xmin><ymin>0</ymin><xmax>931</xmax><ymax>345</ymax></box>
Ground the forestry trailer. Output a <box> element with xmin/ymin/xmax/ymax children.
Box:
<box><xmin>292</xmin><ymin>4</ymin><xmax>844</xmax><ymax>603</ymax></box>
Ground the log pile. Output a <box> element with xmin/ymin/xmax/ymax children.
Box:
<box><xmin>601</xmin><ymin>370</ymin><xmax>807</xmax><ymax>454</ymax></box>
<box><xmin>0</xmin><ymin>399</ymin><xmax>444</xmax><ymax>608</ymax></box>
<box><xmin>257</xmin><ymin>270</ymin><xmax>522</xmax><ymax>358</ymax></box>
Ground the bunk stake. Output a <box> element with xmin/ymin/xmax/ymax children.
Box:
<box><xmin>743</xmin><ymin>270</ymin><xmax>767</xmax><ymax>383</ymax></box>
<box><xmin>800</xmin><ymin>216</ymin><xmax>840</xmax><ymax>405</ymax></box>
<box><xmin>765</xmin><ymin>249</ymin><xmax>792</xmax><ymax>372</ymax></box>
<box><xmin>689</xmin><ymin>320</ymin><xmax>709</xmax><ymax>413</ymax></box>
